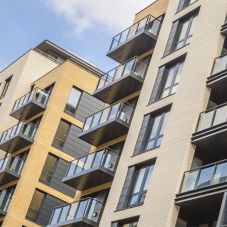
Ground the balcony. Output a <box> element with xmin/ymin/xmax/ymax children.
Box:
<box><xmin>78</xmin><ymin>101</ymin><xmax>134</xmax><ymax>146</ymax></box>
<box><xmin>107</xmin><ymin>15</ymin><xmax>163</xmax><ymax>63</ymax></box>
<box><xmin>0</xmin><ymin>121</ymin><xmax>37</xmax><ymax>153</ymax></box>
<box><xmin>93</xmin><ymin>57</ymin><xmax>148</xmax><ymax>104</ymax></box>
<box><xmin>47</xmin><ymin>198</ymin><xmax>104</xmax><ymax>227</ymax></box>
<box><xmin>221</xmin><ymin>15</ymin><xmax>227</xmax><ymax>36</ymax></box>
<box><xmin>0</xmin><ymin>156</ymin><xmax>24</xmax><ymax>186</ymax></box>
<box><xmin>0</xmin><ymin>195</ymin><xmax>12</xmax><ymax>217</ymax></box>
<box><xmin>63</xmin><ymin>148</ymin><xmax>119</xmax><ymax>190</ymax></box>
<box><xmin>192</xmin><ymin>103</ymin><xmax>227</xmax><ymax>151</ymax></box>
<box><xmin>10</xmin><ymin>88</ymin><xmax>50</xmax><ymax>121</ymax></box>
<box><xmin>207</xmin><ymin>53</ymin><xmax>227</xmax><ymax>101</ymax></box>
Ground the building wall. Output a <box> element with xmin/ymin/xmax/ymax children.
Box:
<box><xmin>99</xmin><ymin>0</ymin><xmax>227</xmax><ymax>226</ymax></box>
<box><xmin>0</xmin><ymin>50</ymin><xmax>58</xmax><ymax>159</ymax></box>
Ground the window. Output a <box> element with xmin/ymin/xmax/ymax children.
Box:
<box><xmin>112</xmin><ymin>218</ymin><xmax>139</xmax><ymax>227</ymax></box>
<box><xmin>177</xmin><ymin>0</ymin><xmax>197</xmax><ymax>12</ymax></box>
<box><xmin>53</xmin><ymin>120</ymin><xmax>70</xmax><ymax>148</ymax></box>
<box><xmin>26</xmin><ymin>190</ymin><xmax>45</xmax><ymax>221</ymax></box>
<box><xmin>0</xmin><ymin>75</ymin><xmax>12</xmax><ymax>99</ymax></box>
<box><xmin>174</xmin><ymin>13</ymin><xmax>198</xmax><ymax>51</ymax></box>
<box><xmin>128</xmin><ymin>165</ymin><xmax>154</xmax><ymax>207</ymax></box>
<box><xmin>65</xmin><ymin>87</ymin><xmax>82</xmax><ymax>115</ymax></box>
<box><xmin>40</xmin><ymin>154</ymin><xmax>58</xmax><ymax>183</ymax></box>
<box><xmin>159</xmin><ymin>61</ymin><xmax>184</xmax><ymax>99</ymax></box>
<box><xmin>144</xmin><ymin>111</ymin><xmax>170</xmax><ymax>151</ymax></box>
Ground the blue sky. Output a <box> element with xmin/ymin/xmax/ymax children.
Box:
<box><xmin>0</xmin><ymin>0</ymin><xmax>154</xmax><ymax>72</ymax></box>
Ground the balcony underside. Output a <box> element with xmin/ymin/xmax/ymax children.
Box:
<box><xmin>192</xmin><ymin>122</ymin><xmax>227</xmax><ymax>153</ymax></box>
<box><xmin>207</xmin><ymin>69</ymin><xmax>227</xmax><ymax>101</ymax></box>
<box><xmin>0</xmin><ymin>170</ymin><xmax>20</xmax><ymax>186</ymax></box>
<box><xmin>0</xmin><ymin>135</ymin><xmax>33</xmax><ymax>154</ymax></box>
<box><xmin>0</xmin><ymin>210</ymin><xmax>7</xmax><ymax>217</ymax></box>
<box><xmin>107</xmin><ymin>31</ymin><xmax>156</xmax><ymax>63</ymax></box>
<box><xmin>10</xmin><ymin>100</ymin><xmax>46</xmax><ymax>121</ymax></box>
<box><xmin>47</xmin><ymin>217</ymin><xmax>98</xmax><ymax>227</ymax></box>
<box><xmin>78</xmin><ymin>118</ymin><xmax>129</xmax><ymax>146</ymax></box>
<box><xmin>62</xmin><ymin>166</ymin><xmax>114</xmax><ymax>191</ymax></box>
<box><xmin>221</xmin><ymin>23</ymin><xmax>227</xmax><ymax>36</ymax></box>
<box><xmin>176</xmin><ymin>181</ymin><xmax>227</xmax><ymax>205</ymax></box>
<box><xmin>93</xmin><ymin>73</ymin><xmax>143</xmax><ymax>104</ymax></box>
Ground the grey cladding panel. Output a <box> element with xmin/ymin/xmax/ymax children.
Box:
<box><xmin>75</xmin><ymin>91</ymin><xmax>105</xmax><ymax>122</ymax></box>
<box><xmin>50</xmin><ymin>159</ymin><xmax>76</xmax><ymax>198</ymax></box>
<box><xmin>36</xmin><ymin>194</ymin><xmax>65</xmax><ymax>226</ymax></box>
<box><xmin>133</xmin><ymin>115</ymin><xmax>151</xmax><ymax>156</ymax></box>
<box><xmin>117</xmin><ymin>166</ymin><xmax>136</xmax><ymax>211</ymax></box>
<box><xmin>63</xmin><ymin>124</ymin><xmax>91</xmax><ymax>158</ymax></box>
<box><xmin>149</xmin><ymin>66</ymin><xmax>166</xmax><ymax>104</ymax></box>
<box><xmin>163</xmin><ymin>21</ymin><xmax>179</xmax><ymax>57</ymax></box>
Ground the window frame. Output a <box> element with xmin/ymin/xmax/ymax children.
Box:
<box><xmin>0</xmin><ymin>75</ymin><xmax>13</xmax><ymax>99</ymax></box>
<box><xmin>158</xmin><ymin>60</ymin><xmax>184</xmax><ymax>100</ymax></box>
<box><xmin>127</xmin><ymin>165</ymin><xmax>154</xmax><ymax>208</ymax></box>
<box><xmin>64</xmin><ymin>86</ymin><xmax>82</xmax><ymax>116</ymax></box>
<box><xmin>174</xmin><ymin>13</ymin><xmax>198</xmax><ymax>51</ymax></box>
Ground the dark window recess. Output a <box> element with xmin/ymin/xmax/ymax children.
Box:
<box><xmin>53</xmin><ymin>120</ymin><xmax>70</xmax><ymax>148</ymax></box>
<box><xmin>173</xmin><ymin>13</ymin><xmax>198</xmax><ymax>51</ymax></box>
<box><xmin>0</xmin><ymin>75</ymin><xmax>12</xmax><ymax>99</ymax></box>
<box><xmin>26</xmin><ymin>190</ymin><xmax>45</xmax><ymax>222</ymax></box>
<box><xmin>40</xmin><ymin>154</ymin><xmax>57</xmax><ymax>183</ymax></box>
<box><xmin>65</xmin><ymin>87</ymin><xmax>82</xmax><ymax>115</ymax></box>
<box><xmin>177</xmin><ymin>0</ymin><xmax>197</xmax><ymax>12</ymax></box>
<box><xmin>0</xmin><ymin>185</ymin><xmax>15</xmax><ymax>212</ymax></box>
<box><xmin>127</xmin><ymin>165</ymin><xmax>154</xmax><ymax>207</ymax></box>
<box><xmin>112</xmin><ymin>217</ymin><xmax>139</xmax><ymax>227</ymax></box>
<box><xmin>158</xmin><ymin>61</ymin><xmax>184</xmax><ymax>100</ymax></box>
<box><xmin>144</xmin><ymin>111</ymin><xmax>170</xmax><ymax>152</ymax></box>
<box><xmin>142</xmin><ymin>54</ymin><xmax>152</xmax><ymax>64</ymax></box>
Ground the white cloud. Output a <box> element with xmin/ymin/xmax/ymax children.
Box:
<box><xmin>44</xmin><ymin>0</ymin><xmax>156</xmax><ymax>36</ymax></box>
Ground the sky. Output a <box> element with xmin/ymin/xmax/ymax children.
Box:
<box><xmin>0</xmin><ymin>0</ymin><xmax>155</xmax><ymax>72</ymax></box>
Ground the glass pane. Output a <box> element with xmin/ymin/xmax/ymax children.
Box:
<box><xmin>170</xmin><ymin>85</ymin><xmax>178</xmax><ymax>94</ymax></box>
<box><xmin>86</xmin><ymin>199</ymin><xmax>96</xmax><ymax>219</ymax></box>
<box><xmin>119</xmin><ymin>104</ymin><xmax>133</xmax><ymax>123</ymax></box>
<box><xmin>199</xmin><ymin>110</ymin><xmax>215</xmax><ymax>131</ymax></box>
<box><xmin>40</xmin><ymin>173</ymin><xmax>51</xmax><ymax>183</ymax></box>
<box><xmin>84</xmin><ymin>116</ymin><xmax>93</xmax><ymax>131</ymax></box>
<box><xmin>120</xmin><ymin>30</ymin><xmax>129</xmax><ymax>43</ymax></box>
<box><xmin>103</xmin><ymin>152</ymin><xmax>111</xmax><ymax>169</ymax></box>
<box><xmin>55</xmin><ymin>121</ymin><xmax>70</xmax><ymax>140</ymax></box>
<box><xmin>109</xmin><ymin>103</ymin><xmax>120</xmax><ymax>120</ymax></box>
<box><xmin>164</xmin><ymin>66</ymin><xmax>176</xmax><ymax>89</ymax></box>
<box><xmin>99</xmin><ymin>108</ymin><xmax>111</xmax><ymax>124</ymax></box>
<box><xmin>182</xmin><ymin>170</ymin><xmax>199</xmax><ymax>192</ymax></box>
<box><xmin>76</xmin><ymin>200</ymin><xmax>88</xmax><ymax>218</ymax></box>
<box><xmin>143</xmin><ymin>165</ymin><xmax>154</xmax><ymax>191</ymax></box>
<box><xmin>123</xmin><ymin>59</ymin><xmax>134</xmax><ymax>76</ymax></box>
<box><xmin>213</xmin><ymin>106</ymin><xmax>227</xmax><ymax>126</ymax></box>
<box><xmin>84</xmin><ymin>153</ymin><xmax>95</xmax><ymax>170</ymax></box>
<box><xmin>188</xmin><ymin>15</ymin><xmax>198</xmax><ymax>37</ymax></box>
<box><xmin>148</xmin><ymin>115</ymin><xmax>162</xmax><ymax>139</ymax></box>
<box><xmin>51</xmin><ymin>208</ymin><xmax>61</xmax><ymax>224</ymax></box>
<box><xmin>75</xmin><ymin>157</ymin><xmax>86</xmax><ymax>173</ymax></box>
<box><xmin>59</xmin><ymin>205</ymin><xmax>70</xmax><ymax>223</ymax></box>
<box><xmin>42</xmin><ymin>155</ymin><xmax>57</xmax><ymax>176</ymax></box>
<box><xmin>114</xmin><ymin>65</ymin><xmax>124</xmax><ymax>80</ymax></box>
<box><xmin>175</xmin><ymin>62</ymin><xmax>184</xmax><ymax>84</ymax></box>
<box><xmin>139</xmin><ymin>192</ymin><xmax>147</xmax><ymax>204</ymax></box>
<box><xmin>93</xmin><ymin>150</ymin><xmax>104</xmax><ymax>167</ymax></box>
<box><xmin>27</xmin><ymin>210</ymin><xmax>38</xmax><ymax>220</ymax></box>
<box><xmin>134</xmin><ymin>59</ymin><xmax>147</xmax><ymax>78</ymax></box>
<box><xmin>90</xmin><ymin>112</ymin><xmax>101</xmax><ymax>128</ymax></box>
<box><xmin>178</xmin><ymin>19</ymin><xmax>190</xmax><ymax>42</ymax></box>
<box><xmin>159</xmin><ymin>112</ymin><xmax>170</xmax><ymax>136</ymax></box>
<box><xmin>214</xmin><ymin>55</ymin><xmax>227</xmax><ymax>74</ymax></box>
<box><xmin>67</xmin><ymin>88</ymin><xmax>81</xmax><ymax>108</ymax></box>
<box><xmin>28</xmin><ymin>190</ymin><xmax>45</xmax><ymax>213</ymax></box>
<box><xmin>53</xmin><ymin>138</ymin><xmax>63</xmax><ymax>147</ymax></box>
<box><xmin>67</xmin><ymin>160</ymin><xmax>77</xmax><ymax>176</ymax></box>
<box><xmin>137</xmin><ymin>17</ymin><xmax>147</xmax><ymax>33</ymax></box>
<box><xmin>160</xmin><ymin>89</ymin><xmax>170</xmax><ymax>99</ymax></box>
<box><xmin>132</xmin><ymin>167</ymin><xmax>146</xmax><ymax>193</ymax></box>
<box><xmin>213</xmin><ymin>162</ymin><xmax>227</xmax><ymax>184</ymax></box>
<box><xmin>67</xmin><ymin>203</ymin><xmax>78</xmax><ymax>220</ymax></box>
<box><xmin>97</xmin><ymin>76</ymin><xmax>106</xmax><ymax>89</ymax></box>
<box><xmin>128</xmin><ymin>195</ymin><xmax>139</xmax><ymax>206</ymax></box>
<box><xmin>127</xmin><ymin>24</ymin><xmax>138</xmax><ymax>39</ymax></box>
<box><xmin>196</xmin><ymin>166</ymin><xmax>215</xmax><ymax>189</ymax></box>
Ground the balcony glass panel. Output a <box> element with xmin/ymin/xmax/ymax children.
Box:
<box><xmin>0</xmin><ymin>195</ymin><xmax>12</xmax><ymax>212</ymax></box>
<box><xmin>49</xmin><ymin>198</ymin><xmax>104</xmax><ymax>225</ymax></box>
<box><xmin>82</xmin><ymin>102</ymin><xmax>134</xmax><ymax>132</ymax></box>
<box><xmin>96</xmin><ymin>57</ymin><xmax>148</xmax><ymax>91</ymax></box>
<box><xmin>211</xmin><ymin>53</ymin><xmax>227</xmax><ymax>75</ymax></box>
<box><xmin>66</xmin><ymin>148</ymin><xmax>118</xmax><ymax>177</ymax></box>
<box><xmin>180</xmin><ymin>160</ymin><xmax>227</xmax><ymax>193</ymax></box>
<box><xmin>109</xmin><ymin>15</ymin><xmax>162</xmax><ymax>50</ymax></box>
<box><xmin>0</xmin><ymin>121</ymin><xmax>38</xmax><ymax>143</ymax></box>
<box><xmin>12</xmin><ymin>88</ymin><xmax>50</xmax><ymax>112</ymax></box>
<box><xmin>0</xmin><ymin>156</ymin><xmax>25</xmax><ymax>174</ymax></box>
<box><xmin>196</xmin><ymin>104</ymin><xmax>227</xmax><ymax>132</ymax></box>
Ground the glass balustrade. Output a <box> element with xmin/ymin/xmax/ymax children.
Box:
<box><xmin>196</xmin><ymin>103</ymin><xmax>227</xmax><ymax>132</ymax></box>
<box><xmin>12</xmin><ymin>88</ymin><xmax>50</xmax><ymax>112</ymax></box>
<box><xmin>109</xmin><ymin>15</ymin><xmax>163</xmax><ymax>50</ymax></box>
<box><xmin>49</xmin><ymin>198</ymin><xmax>104</xmax><ymax>225</ymax></box>
<box><xmin>0</xmin><ymin>195</ymin><xmax>12</xmax><ymax>212</ymax></box>
<box><xmin>180</xmin><ymin>159</ymin><xmax>227</xmax><ymax>193</ymax></box>
<box><xmin>96</xmin><ymin>57</ymin><xmax>148</xmax><ymax>90</ymax></box>
<box><xmin>82</xmin><ymin>101</ymin><xmax>134</xmax><ymax>132</ymax></box>
<box><xmin>211</xmin><ymin>53</ymin><xmax>227</xmax><ymax>76</ymax></box>
<box><xmin>0</xmin><ymin>156</ymin><xmax>25</xmax><ymax>175</ymax></box>
<box><xmin>66</xmin><ymin>148</ymin><xmax>119</xmax><ymax>177</ymax></box>
<box><xmin>0</xmin><ymin>121</ymin><xmax>38</xmax><ymax>143</ymax></box>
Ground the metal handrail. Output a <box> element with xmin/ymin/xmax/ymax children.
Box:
<box><xmin>0</xmin><ymin>155</ymin><xmax>25</xmax><ymax>170</ymax></box>
<box><xmin>198</xmin><ymin>102</ymin><xmax>227</xmax><ymax>116</ymax></box>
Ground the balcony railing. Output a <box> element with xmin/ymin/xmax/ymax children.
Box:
<box><xmin>12</xmin><ymin>87</ymin><xmax>50</xmax><ymax>112</ymax></box>
<box><xmin>0</xmin><ymin>195</ymin><xmax>12</xmax><ymax>214</ymax></box>
<box><xmin>49</xmin><ymin>198</ymin><xmax>104</xmax><ymax>226</ymax></box>
<box><xmin>196</xmin><ymin>103</ymin><xmax>227</xmax><ymax>132</ymax></box>
<box><xmin>0</xmin><ymin>156</ymin><xmax>25</xmax><ymax>175</ymax></box>
<box><xmin>210</xmin><ymin>53</ymin><xmax>227</xmax><ymax>76</ymax></box>
<box><xmin>96</xmin><ymin>57</ymin><xmax>148</xmax><ymax>91</ymax></box>
<box><xmin>180</xmin><ymin>159</ymin><xmax>227</xmax><ymax>193</ymax></box>
<box><xmin>66</xmin><ymin>148</ymin><xmax>118</xmax><ymax>177</ymax></box>
<box><xmin>109</xmin><ymin>15</ymin><xmax>162</xmax><ymax>51</ymax></box>
<box><xmin>82</xmin><ymin>101</ymin><xmax>134</xmax><ymax>133</ymax></box>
